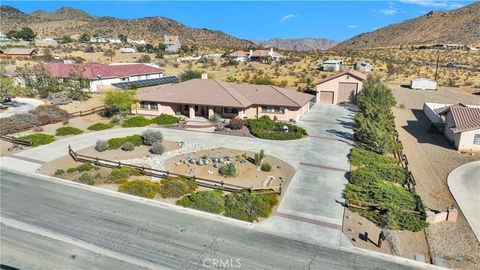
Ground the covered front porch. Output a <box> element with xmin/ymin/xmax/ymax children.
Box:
<box><xmin>179</xmin><ymin>104</ymin><xmax>244</xmax><ymax>119</ymax></box>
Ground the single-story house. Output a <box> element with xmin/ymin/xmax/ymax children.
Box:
<box><xmin>228</xmin><ymin>48</ymin><xmax>285</xmax><ymax>62</ymax></box>
<box><xmin>164</xmin><ymin>35</ymin><xmax>181</xmax><ymax>53</ymax></box>
<box><xmin>411</xmin><ymin>78</ymin><xmax>437</xmax><ymax>90</ymax></box>
<box><xmin>0</xmin><ymin>32</ymin><xmax>11</xmax><ymax>42</ymax></box>
<box><xmin>424</xmin><ymin>103</ymin><xmax>480</xmax><ymax>152</ymax></box>
<box><xmin>35</xmin><ymin>38</ymin><xmax>58</xmax><ymax>47</ymax></box>
<box><xmin>0</xmin><ymin>48</ymin><xmax>37</xmax><ymax>59</ymax></box>
<box><xmin>316</xmin><ymin>70</ymin><xmax>367</xmax><ymax>104</ymax></box>
<box><xmin>352</xmin><ymin>61</ymin><xmax>373</xmax><ymax>72</ymax></box>
<box><xmin>120</xmin><ymin>48</ymin><xmax>136</xmax><ymax>53</ymax></box>
<box><xmin>44</xmin><ymin>62</ymin><xmax>165</xmax><ymax>92</ymax></box>
<box><xmin>135</xmin><ymin>78</ymin><xmax>315</xmax><ymax>121</ymax></box>
<box><xmin>229</xmin><ymin>51</ymin><xmax>249</xmax><ymax>62</ymax></box>
<box><xmin>321</xmin><ymin>60</ymin><xmax>342</xmax><ymax>71</ymax></box>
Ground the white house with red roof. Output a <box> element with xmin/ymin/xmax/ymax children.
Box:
<box><xmin>228</xmin><ymin>48</ymin><xmax>285</xmax><ymax>63</ymax></box>
<box><xmin>44</xmin><ymin>62</ymin><xmax>164</xmax><ymax>92</ymax></box>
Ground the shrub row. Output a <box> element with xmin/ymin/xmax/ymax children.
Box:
<box><xmin>119</xmin><ymin>114</ymin><xmax>181</xmax><ymax>128</ymax></box>
<box><xmin>245</xmin><ymin>116</ymin><xmax>307</xmax><ymax>140</ymax></box>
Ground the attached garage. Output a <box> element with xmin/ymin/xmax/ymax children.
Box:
<box><xmin>338</xmin><ymin>83</ymin><xmax>358</xmax><ymax>104</ymax></box>
<box><xmin>319</xmin><ymin>91</ymin><xmax>334</xmax><ymax>104</ymax></box>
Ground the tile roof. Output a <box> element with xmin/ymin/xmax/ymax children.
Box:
<box><xmin>4</xmin><ymin>48</ymin><xmax>37</xmax><ymax>55</ymax></box>
<box><xmin>136</xmin><ymin>79</ymin><xmax>314</xmax><ymax>109</ymax></box>
<box><xmin>44</xmin><ymin>62</ymin><xmax>164</xmax><ymax>80</ymax></box>
<box><xmin>437</xmin><ymin>104</ymin><xmax>480</xmax><ymax>133</ymax></box>
<box><xmin>229</xmin><ymin>51</ymin><xmax>249</xmax><ymax>57</ymax></box>
<box><xmin>316</xmin><ymin>70</ymin><xmax>367</xmax><ymax>85</ymax></box>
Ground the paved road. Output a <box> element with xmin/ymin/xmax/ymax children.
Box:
<box><xmin>1</xmin><ymin>170</ymin><xmax>422</xmax><ymax>270</ymax></box>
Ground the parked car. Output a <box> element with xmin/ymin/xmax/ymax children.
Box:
<box><xmin>446</xmin><ymin>63</ymin><xmax>457</xmax><ymax>68</ymax></box>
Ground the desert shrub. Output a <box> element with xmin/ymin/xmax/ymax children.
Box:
<box><xmin>224</xmin><ymin>191</ymin><xmax>279</xmax><ymax>222</ymax></box>
<box><xmin>121</xmin><ymin>142</ymin><xmax>135</xmax><ymax>151</ymax></box>
<box><xmin>159</xmin><ymin>177</ymin><xmax>197</xmax><ymax>198</ymax></box>
<box><xmin>68</xmin><ymin>162</ymin><xmax>99</xmax><ymax>173</ymax></box>
<box><xmin>150</xmin><ymin>114</ymin><xmax>181</xmax><ymax>125</ymax></box>
<box><xmin>121</xmin><ymin>116</ymin><xmax>150</xmax><ymax>127</ymax></box>
<box><xmin>219</xmin><ymin>162</ymin><xmax>239</xmax><ymax>177</ymax></box>
<box><xmin>149</xmin><ymin>141</ymin><xmax>165</xmax><ymax>155</ymax></box>
<box><xmin>55</xmin><ymin>126</ymin><xmax>83</xmax><ymax>136</ymax></box>
<box><xmin>88</xmin><ymin>123</ymin><xmax>114</xmax><ymax>131</ymax></box>
<box><xmin>79</xmin><ymin>173</ymin><xmax>95</xmax><ymax>185</ymax></box>
<box><xmin>229</xmin><ymin>118</ymin><xmax>244</xmax><ymax>130</ymax></box>
<box><xmin>19</xmin><ymin>133</ymin><xmax>55</xmax><ymax>147</ymax></box>
<box><xmin>118</xmin><ymin>179</ymin><xmax>159</xmax><ymax>199</ymax></box>
<box><xmin>54</xmin><ymin>169</ymin><xmax>65</xmax><ymax>176</ymax></box>
<box><xmin>176</xmin><ymin>190</ymin><xmax>225</xmax><ymax>214</ymax></box>
<box><xmin>67</xmin><ymin>167</ymin><xmax>76</xmax><ymax>173</ymax></box>
<box><xmin>254</xmin><ymin>149</ymin><xmax>265</xmax><ymax>166</ymax></box>
<box><xmin>109</xmin><ymin>115</ymin><xmax>124</xmax><ymax>125</ymax></box>
<box><xmin>142</xmin><ymin>129</ymin><xmax>163</xmax><ymax>145</ymax></box>
<box><xmin>209</xmin><ymin>113</ymin><xmax>221</xmax><ymax>122</ymax></box>
<box><xmin>95</xmin><ymin>140</ymin><xmax>109</xmax><ymax>152</ymax></box>
<box><xmin>260</xmin><ymin>163</ymin><xmax>272</xmax><ymax>172</ymax></box>
<box><xmin>349</xmin><ymin>147</ymin><xmax>397</xmax><ymax>167</ymax></box>
<box><xmin>107</xmin><ymin>166</ymin><xmax>141</xmax><ymax>184</ymax></box>
<box><xmin>107</xmin><ymin>135</ymin><xmax>143</xmax><ymax>149</ymax></box>
<box><xmin>245</xmin><ymin>116</ymin><xmax>307</xmax><ymax>140</ymax></box>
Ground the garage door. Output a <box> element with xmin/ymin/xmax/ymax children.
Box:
<box><xmin>338</xmin><ymin>83</ymin><xmax>358</xmax><ymax>104</ymax></box>
<box><xmin>319</xmin><ymin>91</ymin><xmax>334</xmax><ymax>104</ymax></box>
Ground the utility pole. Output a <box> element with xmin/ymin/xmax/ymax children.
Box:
<box><xmin>434</xmin><ymin>51</ymin><xmax>440</xmax><ymax>81</ymax></box>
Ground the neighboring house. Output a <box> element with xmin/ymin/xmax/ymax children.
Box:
<box><xmin>424</xmin><ymin>103</ymin><xmax>480</xmax><ymax>152</ymax></box>
<box><xmin>44</xmin><ymin>62</ymin><xmax>164</xmax><ymax>92</ymax></box>
<box><xmin>316</xmin><ymin>70</ymin><xmax>367</xmax><ymax>104</ymax></box>
<box><xmin>0</xmin><ymin>48</ymin><xmax>37</xmax><ymax>59</ymax></box>
<box><xmin>0</xmin><ymin>32</ymin><xmax>11</xmax><ymax>42</ymax></box>
<box><xmin>249</xmin><ymin>48</ymin><xmax>285</xmax><ymax>62</ymax></box>
<box><xmin>321</xmin><ymin>60</ymin><xmax>342</xmax><ymax>71</ymax></box>
<box><xmin>90</xmin><ymin>37</ymin><xmax>108</xmax><ymax>43</ymax></box>
<box><xmin>128</xmin><ymin>39</ymin><xmax>146</xmax><ymax>45</ymax></box>
<box><xmin>352</xmin><ymin>61</ymin><xmax>373</xmax><ymax>72</ymax></box>
<box><xmin>35</xmin><ymin>38</ymin><xmax>58</xmax><ymax>47</ymax></box>
<box><xmin>164</xmin><ymin>35</ymin><xmax>181</xmax><ymax>53</ymax></box>
<box><xmin>120</xmin><ymin>48</ymin><xmax>136</xmax><ymax>53</ymax></box>
<box><xmin>108</xmin><ymin>39</ymin><xmax>122</xmax><ymax>44</ymax></box>
<box><xmin>229</xmin><ymin>51</ymin><xmax>249</xmax><ymax>62</ymax></box>
<box><xmin>135</xmin><ymin>78</ymin><xmax>314</xmax><ymax>121</ymax></box>
<box><xmin>411</xmin><ymin>78</ymin><xmax>437</xmax><ymax>90</ymax></box>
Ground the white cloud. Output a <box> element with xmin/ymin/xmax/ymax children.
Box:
<box><xmin>379</xmin><ymin>8</ymin><xmax>398</xmax><ymax>15</ymax></box>
<box><xmin>399</xmin><ymin>0</ymin><xmax>464</xmax><ymax>8</ymax></box>
<box><xmin>347</xmin><ymin>25</ymin><xmax>360</xmax><ymax>28</ymax></box>
<box><xmin>279</xmin><ymin>14</ymin><xmax>296</xmax><ymax>23</ymax></box>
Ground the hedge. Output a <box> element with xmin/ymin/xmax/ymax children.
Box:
<box><xmin>118</xmin><ymin>179</ymin><xmax>159</xmax><ymax>199</ymax></box>
<box><xmin>107</xmin><ymin>166</ymin><xmax>142</xmax><ymax>184</ymax></box>
<box><xmin>121</xmin><ymin>116</ymin><xmax>151</xmax><ymax>127</ymax></box>
<box><xmin>224</xmin><ymin>191</ymin><xmax>279</xmax><ymax>222</ymax></box>
<box><xmin>349</xmin><ymin>147</ymin><xmax>398</xmax><ymax>167</ymax></box>
<box><xmin>55</xmin><ymin>126</ymin><xmax>83</xmax><ymax>136</ymax></box>
<box><xmin>176</xmin><ymin>190</ymin><xmax>225</xmax><ymax>214</ymax></box>
<box><xmin>159</xmin><ymin>177</ymin><xmax>197</xmax><ymax>198</ymax></box>
<box><xmin>87</xmin><ymin>123</ymin><xmax>114</xmax><ymax>131</ymax></box>
<box><xmin>67</xmin><ymin>162</ymin><xmax>99</xmax><ymax>173</ymax></box>
<box><xmin>150</xmin><ymin>114</ymin><xmax>181</xmax><ymax>125</ymax></box>
<box><xmin>107</xmin><ymin>135</ymin><xmax>143</xmax><ymax>149</ymax></box>
<box><xmin>19</xmin><ymin>133</ymin><xmax>55</xmax><ymax>147</ymax></box>
<box><xmin>245</xmin><ymin>116</ymin><xmax>307</xmax><ymax>140</ymax></box>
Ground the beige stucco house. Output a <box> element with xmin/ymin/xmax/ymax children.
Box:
<box><xmin>135</xmin><ymin>78</ymin><xmax>315</xmax><ymax>121</ymax></box>
<box><xmin>315</xmin><ymin>70</ymin><xmax>367</xmax><ymax>104</ymax></box>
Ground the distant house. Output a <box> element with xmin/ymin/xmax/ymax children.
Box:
<box><xmin>229</xmin><ymin>51</ymin><xmax>249</xmax><ymax>62</ymax></box>
<box><xmin>0</xmin><ymin>48</ymin><xmax>37</xmax><ymax>59</ymax></box>
<box><xmin>120</xmin><ymin>48</ymin><xmax>136</xmax><ymax>53</ymax></box>
<box><xmin>90</xmin><ymin>37</ymin><xmax>108</xmax><ymax>43</ymax></box>
<box><xmin>108</xmin><ymin>38</ymin><xmax>122</xmax><ymax>44</ymax></box>
<box><xmin>135</xmin><ymin>78</ymin><xmax>314</xmax><ymax>121</ymax></box>
<box><xmin>352</xmin><ymin>61</ymin><xmax>373</xmax><ymax>72</ymax></box>
<box><xmin>316</xmin><ymin>70</ymin><xmax>367</xmax><ymax>104</ymax></box>
<box><xmin>321</xmin><ymin>60</ymin><xmax>342</xmax><ymax>71</ymax></box>
<box><xmin>128</xmin><ymin>39</ymin><xmax>146</xmax><ymax>45</ymax></box>
<box><xmin>164</xmin><ymin>35</ymin><xmax>181</xmax><ymax>53</ymax></box>
<box><xmin>424</xmin><ymin>103</ymin><xmax>480</xmax><ymax>152</ymax></box>
<box><xmin>44</xmin><ymin>62</ymin><xmax>164</xmax><ymax>92</ymax></box>
<box><xmin>35</xmin><ymin>38</ymin><xmax>58</xmax><ymax>47</ymax></box>
<box><xmin>0</xmin><ymin>32</ymin><xmax>11</xmax><ymax>42</ymax></box>
<box><xmin>411</xmin><ymin>78</ymin><xmax>437</xmax><ymax>90</ymax></box>
<box><xmin>228</xmin><ymin>48</ymin><xmax>285</xmax><ymax>63</ymax></box>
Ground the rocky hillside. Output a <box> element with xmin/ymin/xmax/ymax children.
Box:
<box><xmin>0</xmin><ymin>6</ymin><xmax>254</xmax><ymax>48</ymax></box>
<box><xmin>253</xmin><ymin>38</ymin><xmax>338</xmax><ymax>51</ymax></box>
<box><xmin>335</xmin><ymin>2</ymin><xmax>480</xmax><ymax>49</ymax></box>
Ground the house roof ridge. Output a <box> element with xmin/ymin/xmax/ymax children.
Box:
<box><xmin>270</xmin><ymin>85</ymin><xmax>301</xmax><ymax>107</ymax></box>
<box><xmin>214</xmin><ymin>80</ymin><xmax>250</xmax><ymax>108</ymax></box>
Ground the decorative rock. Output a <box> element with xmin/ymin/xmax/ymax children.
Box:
<box><xmin>213</xmin><ymin>163</ymin><xmax>219</xmax><ymax>168</ymax></box>
<box><xmin>219</xmin><ymin>158</ymin><xmax>224</xmax><ymax>163</ymax></box>
<box><xmin>204</xmin><ymin>159</ymin><xmax>210</xmax><ymax>165</ymax></box>
<box><xmin>197</xmin><ymin>160</ymin><xmax>204</xmax><ymax>166</ymax></box>
<box><xmin>208</xmin><ymin>169</ymin><xmax>213</xmax><ymax>174</ymax></box>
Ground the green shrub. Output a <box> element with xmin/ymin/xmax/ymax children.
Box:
<box><xmin>108</xmin><ymin>166</ymin><xmax>142</xmax><ymax>184</ymax></box>
<box><xmin>142</xmin><ymin>129</ymin><xmax>163</xmax><ymax>145</ymax></box>
<box><xmin>209</xmin><ymin>113</ymin><xmax>221</xmax><ymax>122</ymax></box>
<box><xmin>54</xmin><ymin>169</ymin><xmax>65</xmax><ymax>176</ymax></box>
<box><xmin>67</xmin><ymin>162</ymin><xmax>99</xmax><ymax>173</ymax></box>
<box><xmin>121</xmin><ymin>116</ymin><xmax>150</xmax><ymax>127</ymax></box>
<box><xmin>149</xmin><ymin>141</ymin><xmax>165</xmax><ymax>155</ymax></box>
<box><xmin>67</xmin><ymin>167</ymin><xmax>76</xmax><ymax>173</ymax></box>
<box><xmin>260</xmin><ymin>163</ymin><xmax>272</xmax><ymax>172</ymax></box>
<box><xmin>224</xmin><ymin>191</ymin><xmax>279</xmax><ymax>222</ymax></box>
<box><xmin>55</xmin><ymin>126</ymin><xmax>83</xmax><ymax>136</ymax></box>
<box><xmin>79</xmin><ymin>173</ymin><xmax>95</xmax><ymax>185</ymax></box>
<box><xmin>349</xmin><ymin>167</ymin><xmax>382</xmax><ymax>184</ymax></box>
<box><xmin>219</xmin><ymin>162</ymin><xmax>239</xmax><ymax>177</ymax></box>
<box><xmin>121</xmin><ymin>142</ymin><xmax>135</xmax><ymax>151</ymax></box>
<box><xmin>176</xmin><ymin>190</ymin><xmax>225</xmax><ymax>214</ymax></box>
<box><xmin>150</xmin><ymin>114</ymin><xmax>181</xmax><ymax>125</ymax></box>
<box><xmin>349</xmin><ymin>147</ymin><xmax>397</xmax><ymax>167</ymax></box>
<box><xmin>118</xmin><ymin>179</ymin><xmax>159</xmax><ymax>199</ymax></box>
<box><xmin>245</xmin><ymin>116</ymin><xmax>307</xmax><ymax>140</ymax></box>
<box><xmin>87</xmin><ymin>123</ymin><xmax>114</xmax><ymax>131</ymax></box>
<box><xmin>366</xmin><ymin>162</ymin><xmax>408</xmax><ymax>185</ymax></box>
<box><xmin>19</xmin><ymin>133</ymin><xmax>55</xmax><ymax>147</ymax></box>
<box><xmin>159</xmin><ymin>177</ymin><xmax>197</xmax><ymax>198</ymax></box>
<box><xmin>107</xmin><ymin>135</ymin><xmax>143</xmax><ymax>149</ymax></box>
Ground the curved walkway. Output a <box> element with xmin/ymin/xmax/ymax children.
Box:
<box><xmin>448</xmin><ymin>161</ymin><xmax>480</xmax><ymax>241</ymax></box>
<box><xmin>0</xmin><ymin>98</ymin><xmax>45</xmax><ymax>119</ymax></box>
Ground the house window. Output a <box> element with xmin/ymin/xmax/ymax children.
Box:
<box><xmin>261</xmin><ymin>106</ymin><xmax>285</xmax><ymax>113</ymax></box>
<box><xmin>149</xmin><ymin>103</ymin><xmax>158</xmax><ymax>110</ymax></box>
<box><xmin>223</xmin><ymin>107</ymin><xmax>238</xmax><ymax>114</ymax></box>
<box><xmin>474</xmin><ymin>134</ymin><xmax>480</xmax><ymax>145</ymax></box>
<box><xmin>120</xmin><ymin>77</ymin><xmax>128</xmax><ymax>82</ymax></box>
<box><xmin>140</xmin><ymin>102</ymin><xmax>148</xmax><ymax>109</ymax></box>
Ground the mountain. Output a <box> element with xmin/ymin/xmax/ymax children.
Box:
<box><xmin>0</xmin><ymin>6</ymin><xmax>254</xmax><ymax>48</ymax></box>
<box><xmin>253</xmin><ymin>38</ymin><xmax>338</xmax><ymax>51</ymax></box>
<box><xmin>335</xmin><ymin>2</ymin><xmax>480</xmax><ymax>49</ymax></box>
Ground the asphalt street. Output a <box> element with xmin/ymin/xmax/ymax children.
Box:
<box><xmin>0</xmin><ymin>170</ymin><xmax>419</xmax><ymax>270</ymax></box>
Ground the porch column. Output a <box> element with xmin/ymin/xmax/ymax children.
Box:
<box><xmin>238</xmin><ymin>109</ymin><xmax>244</xmax><ymax>119</ymax></box>
<box><xmin>208</xmin><ymin>107</ymin><xmax>214</xmax><ymax>118</ymax></box>
<box><xmin>189</xmin><ymin>105</ymin><xmax>195</xmax><ymax>119</ymax></box>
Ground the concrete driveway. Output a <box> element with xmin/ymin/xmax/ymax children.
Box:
<box><xmin>448</xmin><ymin>161</ymin><xmax>480</xmax><ymax>241</ymax></box>
<box><xmin>0</xmin><ymin>97</ymin><xmax>45</xmax><ymax>119</ymax></box>
<box><xmin>1</xmin><ymin>104</ymin><xmax>354</xmax><ymax>247</ymax></box>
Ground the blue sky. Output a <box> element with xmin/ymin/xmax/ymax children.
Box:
<box><xmin>3</xmin><ymin>1</ymin><xmax>474</xmax><ymax>41</ymax></box>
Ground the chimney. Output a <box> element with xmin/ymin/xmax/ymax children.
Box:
<box><xmin>249</xmin><ymin>49</ymin><xmax>253</xmax><ymax>55</ymax></box>
<box><xmin>201</xmin><ymin>73</ymin><xmax>208</xmax><ymax>80</ymax></box>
